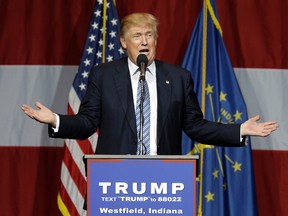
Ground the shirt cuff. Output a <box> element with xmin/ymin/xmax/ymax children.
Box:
<box><xmin>240</xmin><ymin>124</ymin><xmax>246</xmax><ymax>145</ymax></box>
<box><xmin>52</xmin><ymin>113</ymin><xmax>60</xmax><ymax>132</ymax></box>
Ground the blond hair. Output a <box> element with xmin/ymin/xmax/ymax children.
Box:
<box><xmin>120</xmin><ymin>13</ymin><xmax>159</xmax><ymax>39</ymax></box>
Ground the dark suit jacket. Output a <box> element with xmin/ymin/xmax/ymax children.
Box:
<box><xmin>49</xmin><ymin>57</ymin><xmax>244</xmax><ymax>154</ymax></box>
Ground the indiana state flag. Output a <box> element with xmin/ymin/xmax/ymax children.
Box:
<box><xmin>182</xmin><ymin>0</ymin><xmax>258</xmax><ymax>215</ymax></box>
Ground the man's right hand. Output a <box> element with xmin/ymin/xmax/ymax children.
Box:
<box><xmin>21</xmin><ymin>102</ymin><xmax>57</xmax><ymax>128</ymax></box>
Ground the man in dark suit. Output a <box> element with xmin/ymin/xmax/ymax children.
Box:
<box><xmin>22</xmin><ymin>13</ymin><xmax>278</xmax><ymax>155</ymax></box>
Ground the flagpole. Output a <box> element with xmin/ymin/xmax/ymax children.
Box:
<box><xmin>102</xmin><ymin>0</ymin><xmax>107</xmax><ymax>63</ymax></box>
<box><xmin>198</xmin><ymin>0</ymin><xmax>208</xmax><ymax>215</ymax></box>
<box><xmin>198</xmin><ymin>1</ymin><xmax>225</xmax><ymax>215</ymax></box>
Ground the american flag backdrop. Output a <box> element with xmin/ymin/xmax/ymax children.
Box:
<box><xmin>57</xmin><ymin>0</ymin><xmax>125</xmax><ymax>215</ymax></box>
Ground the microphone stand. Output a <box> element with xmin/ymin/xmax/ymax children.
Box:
<box><xmin>138</xmin><ymin>62</ymin><xmax>146</xmax><ymax>155</ymax></box>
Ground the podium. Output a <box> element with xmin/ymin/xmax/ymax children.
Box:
<box><xmin>84</xmin><ymin>155</ymin><xmax>198</xmax><ymax>216</ymax></box>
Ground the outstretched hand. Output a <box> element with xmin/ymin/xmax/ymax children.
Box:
<box><xmin>21</xmin><ymin>102</ymin><xmax>56</xmax><ymax>127</ymax></box>
<box><xmin>241</xmin><ymin>115</ymin><xmax>279</xmax><ymax>137</ymax></box>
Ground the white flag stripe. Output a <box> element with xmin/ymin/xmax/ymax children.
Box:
<box><xmin>69</xmin><ymin>87</ymin><xmax>81</xmax><ymax>114</ymax></box>
<box><xmin>235</xmin><ymin>68</ymin><xmax>288</xmax><ymax>150</ymax></box>
<box><xmin>88</xmin><ymin>133</ymin><xmax>98</xmax><ymax>152</ymax></box>
<box><xmin>0</xmin><ymin>65</ymin><xmax>76</xmax><ymax>147</ymax></box>
<box><xmin>60</xmin><ymin>162</ymin><xmax>86</xmax><ymax>216</ymax></box>
<box><xmin>65</xmin><ymin>139</ymin><xmax>87</xmax><ymax>179</ymax></box>
<box><xmin>1</xmin><ymin>66</ymin><xmax>287</xmax><ymax>151</ymax></box>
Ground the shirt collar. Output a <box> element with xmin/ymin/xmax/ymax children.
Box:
<box><xmin>128</xmin><ymin>57</ymin><xmax>155</xmax><ymax>76</ymax></box>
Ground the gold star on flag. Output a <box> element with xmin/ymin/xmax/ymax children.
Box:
<box><xmin>196</xmin><ymin>174</ymin><xmax>201</xmax><ymax>182</ymax></box>
<box><xmin>213</xmin><ymin>169</ymin><xmax>219</xmax><ymax>179</ymax></box>
<box><xmin>219</xmin><ymin>91</ymin><xmax>227</xmax><ymax>101</ymax></box>
<box><xmin>232</xmin><ymin>161</ymin><xmax>242</xmax><ymax>172</ymax></box>
<box><xmin>233</xmin><ymin>110</ymin><xmax>242</xmax><ymax>121</ymax></box>
<box><xmin>205</xmin><ymin>84</ymin><xmax>214</xmax><ymax>95</ymax></box>
<box><xmin>205</xmin><ymin>191</ymin><xmax>215</xmax><ymax>202</ymax></box>
<box><xmin>192</xmin><ymin>144</ymin><xmax>202</xmax><ymax>154</ymax></box>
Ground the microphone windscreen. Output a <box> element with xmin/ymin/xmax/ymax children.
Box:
<box><xmin>136</xmin><ymin>54</ymin><xmax>148</xmax><ymax>67</ymax></box>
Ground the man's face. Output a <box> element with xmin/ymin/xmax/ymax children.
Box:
<box><xmin>120</xmin><ymin>25</ymin><xmax>157</xmax><ymax>66</ymax></box>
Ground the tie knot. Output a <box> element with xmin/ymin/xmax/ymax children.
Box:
<box><xmin>133</xmin><ymin>68</ymin><xmax>151</xmax><ymax>76</ymax></box>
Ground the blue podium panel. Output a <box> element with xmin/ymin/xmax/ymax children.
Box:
<box><xmin>86</xmin><ymin>155</ymin><xmax>197</xmax><ymax>216</ymax></box>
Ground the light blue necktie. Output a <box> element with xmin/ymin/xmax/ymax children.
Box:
<box><xmin>136</xmin><ymin>78</ymin><xmax>150</xmax><ymax>155</ymax></box>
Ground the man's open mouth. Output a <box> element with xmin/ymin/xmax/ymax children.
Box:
<box><xmin>139</xmin><ymin>49</ymin><xmax>149</xmax><ymax>53</ymax></box>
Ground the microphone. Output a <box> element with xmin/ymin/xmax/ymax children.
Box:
<box><xmin>136</xmin><ymin>54</ymin><xmax>148</xmax><ymax>155</ymax></box>
<box><xmin>136</xmin><ymin>54</ymin><xmax>148</xmax><ymax>81</ymax></box>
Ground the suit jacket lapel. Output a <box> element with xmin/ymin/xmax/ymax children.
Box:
<box><xmin>113</xmin><ymin>58</ymin><xmax>137</xmax><ymax>137</ymax></box>
<box><xmin>111</xmin><ymin>58</ymin><xmax>172</xmax><ymax>144</ymax></box>
<box><xmin>155</xmin><ymin>61</ymin><xmax>172</xmax><ymax>145</ymax></box>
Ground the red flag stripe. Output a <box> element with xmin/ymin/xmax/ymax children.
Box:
<box><xmin>62</xmin><ymin>143</ymin><xmax>87</xmax><ymax>197</ymax></box>
<box><xmin>58</xmin><ymin>182</ymin><xmax>79</xmax><ymax>216</ymax></box>
<box><xmin>59</xmin><ymin>160</ymin><xmax>86</xmax><ymax>215</ymax></box>
<box><xmin>76</xmin><ymin>139</ymin><xmax>96</xmax><ymax>155</ymax></box>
